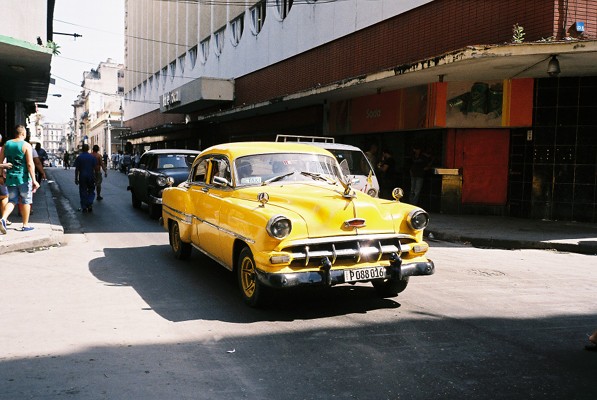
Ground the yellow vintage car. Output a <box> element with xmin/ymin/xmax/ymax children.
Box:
<box><xmin>161</xmin><ymin>142</ymin><xmax>434</xmax><ymax>306</ymax></box>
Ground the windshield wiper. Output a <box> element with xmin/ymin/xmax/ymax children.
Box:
<box><xmin>262</xmin><ymin>171</ymin><xmax>295</xmax><ymax>185</ymax></box>
<box><xmin>300</xmin><ymin>171</ymin><xmax>336</xmax><ymax>184</ymax></box>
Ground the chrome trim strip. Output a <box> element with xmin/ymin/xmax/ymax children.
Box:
<box><xmin>162</xmin><ymin>204</ymin><xmax>255</xmax><ymax>244</ymax></box>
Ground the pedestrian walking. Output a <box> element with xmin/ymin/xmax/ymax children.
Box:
<box><xmin>63</xmin><ymin>151</ymin><xmax>71</xmax><ymax>169</ymax></box>
<box><xmin>74</xmin><ymin>144</ymin><xmax>97</xmax><ymax>213</ymax></box>
<box><xmin>0</xmin><ymin>125</ymin><xmax>40</xmax><ymax>233</ymax></box>
<box><xmin>0</xmin><ymin>133</ymin><xmax>13</xmax><ymax>227</ymax></box>
<box><xmin>409</xmin><ymin>144</ymin><xmax>432</xmax><ymax>206</ymax></box>
<box><xmin>92</xmin><ymin>145</ymin><xmax>108</xmax><ymax>201</ymax></box>
<box><xmin>377</xmin><ymin>148</ymin><xmax>397</xmax><ymax>199</ymax></box>
<box><xmin>121</xmin><ymin>151</ymin><xmax>132</xmax><ymax>174</ymax></box>
<box><xmin>586</xmin><ymin>330</ymin><xmax>597</xmax><ymax>351</ymax></box>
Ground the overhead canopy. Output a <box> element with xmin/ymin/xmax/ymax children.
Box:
<box><xmin>0</xmin><ymin>34</ymin><xmax>53</xmax><ymax>103</ymax></box>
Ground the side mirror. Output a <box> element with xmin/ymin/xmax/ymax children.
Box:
<box><xmin>213</xmin><ymin>176</ymin><xmax>230</xmax><ymax>187</ymax></box>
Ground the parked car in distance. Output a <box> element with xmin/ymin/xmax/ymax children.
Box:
<box><xmin>127</xmin><ymin>149</ymin><xmax>201</xmax><ymax>219</ymax></box>
<box><xmin>276</xmin><ymin>134</ymin><xmax>380</xmax><ymax>197</ymax></box>
<box><xmin>161</xmin><ymin>141</ymin><xmax>434</xmax><ymax>307</ymax></box>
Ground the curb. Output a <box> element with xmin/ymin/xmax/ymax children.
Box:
<box><xmin>427</xmin><ymin>230</ymin><xmax>597</xmax><ymax>255</ymax></box>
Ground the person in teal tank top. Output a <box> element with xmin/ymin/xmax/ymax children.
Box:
<box><xmin>0</xmin><ymin>125</ymin><xmax>40</xmax><ymax>233</ymax></box>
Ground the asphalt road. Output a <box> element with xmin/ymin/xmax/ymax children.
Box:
<box><xmin>1</xmin><ymin>167</ymin><xmax>596</xmax><ymax>399</ymax></box>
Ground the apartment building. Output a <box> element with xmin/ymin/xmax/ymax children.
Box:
<box><xmin>73</xmin><ymin>59</ymin><xmax>125</xmax><ymax>156</ymax></box>
<box><xmin>41</xmin><ymin>122</ymin><xmax>68</xmax><ymax>158</ymax></box>
<box><xmin>123</xmin><ymin>0</ymin><xmax>597</xmax><ymax>222</ymax></box>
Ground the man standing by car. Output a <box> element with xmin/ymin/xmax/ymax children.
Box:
<box><xmin>92</xmin><ymin>145</ymin><xmax>108</xmax><ymax>200</ymax></box>
<box><xmin>74</xmin><ymin>144</ymin><xmax>97</xmax><ymax>212</ymax></box>
<box><xmin>0</xmin><ymin>125</ymin><xmax>40</xmax><ymax>233</ymax></box>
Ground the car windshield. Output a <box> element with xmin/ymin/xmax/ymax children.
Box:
<box><xmin>157</xmin><ymin>154</ymin><xmax>196</xmax><ymax>169</ymax></box>
<box><xmin>326</xmin><ymin>149</ymin><xmax>374</xmax><ymax>176</ymax></box>
<box><xmin>235</xmin><ymin>153</ymin><xmax>342</xmax><ymax>187</ymax></box>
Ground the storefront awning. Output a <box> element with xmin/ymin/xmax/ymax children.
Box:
<box><xmin>0</xmin><ymin>34</ymin><xmax>53</xmax><ymax>103</ymax></box>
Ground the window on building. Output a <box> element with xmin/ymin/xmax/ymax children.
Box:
<box><xmin>148</xmin><ymin>75</ymin><xmax>153</xmax><ymax>90</ymax></box>
<box><xmin>155</xmin><ymin>71</ymin><xmax>160</xmax><ymax>89</ymax></box>
<box><xmin>169</xmin><ymin>61</ymin><xmax>176</xmax><ymax>82</ymax></box>
<box><xmin>276</xmin><ymin>0</ymin><xmax>293</xmax><ymax>19</ymax></box>
<box><xmin>214</xmin><ymin>28</ymin><xmax>225</xmax><ymax>56</ymax></box>
<box><xmin>178</xmin><ymin>54</ymin><xmax>186</xmax><ymax>74</ymax></box>
<box><xmin>250</xmin><ymin>1</ymin><xmax>266</xmax><ymax>35</ymax></box>
<box><xmin>189</xmin><ymin>45</ymin><xmax>198</xmax><ymax>68</ymax></box>
<box><xmin>230</xmin><ymin>14</ymin><xmax>244</xmax><ymax>46</ymax></box>
<box><xmin>200</xmin><ymin>38</ymin><xmax>210</xmax><ymax>63</ymax></box>
<box><xmin>161</xmin><ymin>67</ymin><xmax>167</xmax><ymax>86</ymax></box>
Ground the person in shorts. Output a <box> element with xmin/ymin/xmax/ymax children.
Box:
<box><xmin>0</xmin><ymin>125</ymin><xmax>39</xmax><ymax>233</ymax></box>
<box><xmin>92</xmin><ymin>145</ymin><xmax>108</xmax><ymax>200</ymax></box>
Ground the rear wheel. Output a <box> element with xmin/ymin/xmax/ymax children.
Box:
<box><xmin>131</xmin><ymin>191</ymin><xmax>141</xmax><ymax>209</ymax></box>
<box><xmin>372</xmin><ymin>277</ymin><xmax>409</xmax><ymax>298</ymax></box>
<box><xmin>237</xmin><ymin>246</ymin><xmax>267</xmax><ymax>307</ymax></box>
<box><xmin>169</xmin><ymin>221</ymin><xmax>191</xmax><ymax>260</ymax></box>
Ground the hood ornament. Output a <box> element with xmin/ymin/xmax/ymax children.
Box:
<box><xmin>338</xmin><ymin>159</ymin><xmax>356</xmax><ymax>199</ymax></box>
<box><xmin>258</xmin><ymin>192</ymin><xmax>269</xmax><ymax>207</ymax></box>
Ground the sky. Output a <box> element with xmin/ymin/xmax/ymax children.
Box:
<box><xmin>42</xmin><ymin>0</ymin><xmax>125</xmax><ymax>123</ymax></box>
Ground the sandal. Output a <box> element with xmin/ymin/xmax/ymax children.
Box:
<box><xmin>19</xmin><ymin>226</ymin><xmax>34</xmax><ymax>232</ymax></box>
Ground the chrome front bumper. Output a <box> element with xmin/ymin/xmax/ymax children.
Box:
<box><xmin>256</xmin><ymin>255</ymin><xmax>434</xmax><ymax>289</ymax></box>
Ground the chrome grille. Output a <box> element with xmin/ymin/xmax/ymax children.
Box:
<box><xmin>283</xmin><ymin>235</ymin><xmax>412</xmax><ymax>268</ymax></box>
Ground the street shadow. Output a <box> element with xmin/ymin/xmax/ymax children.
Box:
<box><xmin>88</xmin><ymin>245</ymin><xmax>401</xmax><ymax>323</ymax></box>
<box><xmin>2</xmin><ymin>313</ymin><xmax>596</xmax><ymax>399</ymax></box>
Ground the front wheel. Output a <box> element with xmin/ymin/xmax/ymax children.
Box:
<box><xmin>372</xmin><ymin>277</ymin><xmax>409</xmax><ymax>298</ymax></box>
<box><xmin>169</xmin><ymin>221</ymin><xmax>191</xmax><ymax>260</ymax></box>
<box><xmin>237</xmin><ymin>246</ymin><xmax>268</xmax><ymax>307</ymax></box>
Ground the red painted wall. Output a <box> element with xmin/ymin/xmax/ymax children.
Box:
<box><xmin>445</xmin><ymin>129</ymin><xmax>510</xmax><ymax>205</ymax></box>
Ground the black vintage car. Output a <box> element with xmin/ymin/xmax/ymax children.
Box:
<box><xmin>127</xmin><ymin>149</ymin><xmax>201</xmax><ymax>218</ymax></box>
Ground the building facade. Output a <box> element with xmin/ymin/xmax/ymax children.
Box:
<box><xmin>0</xmin><ymin>0</ymin><xmax>54</xmax><ymax>136</ymax></box>
<box><xmin>41</xmin><ymin>122</ymin><xmax>68</xmax><ymax>159</ymax></box>
<box><xmin>73</xmin><ymin>59</ymin><xmax>125</xmax><ymax>157</ymax></box>
<box><xmin>123</xmin><ymin>0</ymin><xmax>597</xmax><ymax>222</ymax></box>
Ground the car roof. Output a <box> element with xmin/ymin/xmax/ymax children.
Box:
<box><xmin>306</xmin><ymin>142</ymin><xmax>365</xmax><ymax>152</ymax></box>
<box><xmin>202</xmin><ymin>142</ymin><xmax>334</xmax><ymax>159</ymax></box>
<box><xmin>143</xmin><ymin>149</ymin><xmax>201</xmax><ymax>155</ymax></box>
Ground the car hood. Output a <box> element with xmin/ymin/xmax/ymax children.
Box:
<box><xmin>236</xmin><ymin>183</ymin><xmax>398</xmax><ymax>237</ymax></box>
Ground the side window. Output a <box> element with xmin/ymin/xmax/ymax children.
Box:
<box><xmin>191</xmin><ymin>158</ymin><xmax>208</xmax><ymax>184</ymax></box>
<box><xmin>147</xmin><ymin>155</ymin><xmax>158</xmax><ymax>170</ymax></box>
<box><xmin>139</xmin><ymin>154</ymin><xmax>150</xmax><ymax>170</ymax></box>
<box><xmin>210</xmin><ymin>157</ymin><xmax>231</xmax><ymax>184</ymax></box>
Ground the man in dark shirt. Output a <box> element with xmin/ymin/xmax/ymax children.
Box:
<box><xmin>74</xmin><ymin>144</ymin><xmax>97</xmax><ymax>212</ymax></box>
<box><xmin>409</xmin><ymin>145</ymin><xmax>432</xmax><ymax>205</ymax></box>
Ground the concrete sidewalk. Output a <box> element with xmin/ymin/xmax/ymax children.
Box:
<box><xmin>1</xmin><ymin>170</ymin><xmax>596</xmax><ymax>255</ymax></box>
<box><xmin>427</xmin><ymin>213</ymin><xmax>597</xmax><ymax>255</ymax></box>
<box><xmin>0</xmin><ymin>176</ymin><xmax>63</xmax><ymax>255</ymax></box>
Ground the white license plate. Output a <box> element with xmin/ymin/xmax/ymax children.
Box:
<box><xmin>344</xmin><ymin>266</ymin><xmax>386</xmax><ymax>282</ymax></box>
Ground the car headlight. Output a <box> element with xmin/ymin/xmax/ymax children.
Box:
<box><xmin>156</xmin><ymin>176</ymin><xmax>174</xmax><ymax>187</ymax></box>
<box><xmin>407</xmin><ymin>209</ymin><xmax>429</xmax><ymax>231</ymax></box>
<box><xmin>266</xmin><ymin>215</ymin><xmax>292</xmax><ymax>239</ymax></box>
